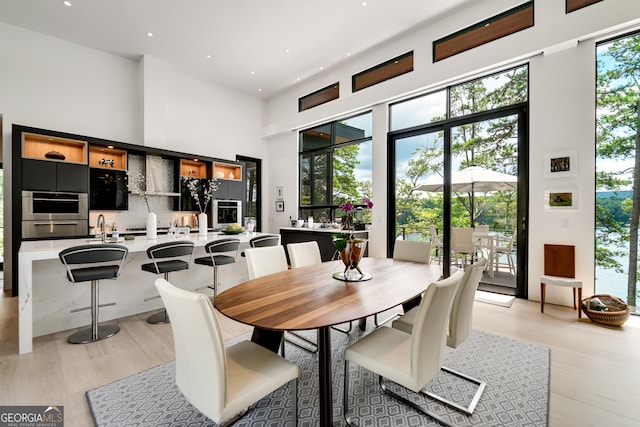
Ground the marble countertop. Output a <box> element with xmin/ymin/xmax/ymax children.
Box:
<box><xmin>19</xmin><ymin>231</ymin><xmax>273</xmax><ymax>261</ymax></box>
<box><xmin>279</xmin><ymin>226</ymin><xmax>368</xmax><ymax>234</ymax></box>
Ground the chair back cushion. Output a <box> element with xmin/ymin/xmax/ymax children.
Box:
<box><xmin>448</xmin><ymin>258</ymin><xmax>486</xmax><ymax>348</ymax></box>
<box><xmin>245</xmin><ymin>245</ymin><xmax>288</xmax><ymax>279</ymax></box>
<box><xmin>59</xmin><ymin>244</ymin><xmax>128</xmax><ymax>264</ymax></box>
<box><xmin>451</xmin><ymin>227</ymin><xmax>476</xmax><ymax>253</ymax></box>
<box><xmin>250</xmin><ymin>235</ymin><xmax>281</xmax><ymax>248</ymax></box>
<box><xmin>544</xmin><ymin>244</ymin><xmax>575</xmax><ymax>278</ymax></box>
<box><xmin>205</xmin><ymin>238</ymin><xmax>240</xmax><ymax>254</ymax></box>
<box><xmin>155</xmin><ymin>278</ymin><xmax>226</xmax><ymax>421</ymax></box>
<box><xmin>147</xmin><ymin>241</ymin><xmax>195</xmax><ymax>259</ymax></box>
<box><xmin>287</xmin><ymin>241</ymin><xmax>322</xmax><ymax>268</ymax></box>
<box><xmin>393</xmin><ymin>240</ymin><xmax>431</xmax><ymax>264</ymax></box>
<box><xmin>410</xmin><ymin>268</ymin><xmax>463</xmax><ymax>390</ymax></box>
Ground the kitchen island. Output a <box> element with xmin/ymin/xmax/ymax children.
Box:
<box><xmin>18</xmin><ymin>231</ymin><xmax>275</xmax><ymax>354</ymax></box>
<box><xmin>280</xmin><ymin>226</ymin><xmax>368</xmax><ymax>262</ymax></box>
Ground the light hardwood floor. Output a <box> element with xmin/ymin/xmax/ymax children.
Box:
<box><xmin>1</xmin><ymin>290</ymin><xmax>639</xmax><ymax>427</ymax></box>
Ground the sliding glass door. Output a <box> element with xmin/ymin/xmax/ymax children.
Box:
<box><xmin>388</xmin><ymin>65</ymin><xmax>528</xmax><ymax>297</ymax></box>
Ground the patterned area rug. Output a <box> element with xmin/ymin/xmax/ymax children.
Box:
<box><xmin>86</xmin><ymin>327</ymin><xmax>549</xmax><ymax>426</ymax></box>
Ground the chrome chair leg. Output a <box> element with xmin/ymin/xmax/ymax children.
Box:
<box><xmin>379</xmin><ymin>376</ymin><xmax>453</xmax><ymax>427</ymax></box>
<box><xmin>422</xmin><ymin>366</ymin><xmax>487</xmax><ymax>415</ymax></box>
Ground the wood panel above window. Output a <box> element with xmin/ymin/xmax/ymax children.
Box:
<box><xmin>299</xmin><ymin>83</ymin><xmax>339</xmax><ymax>112</ymax></box>
<box><xmin>566</xmin><ymin>0</ymin><xmax>603</xmax><ymax>13</ymax></box>
<box><xmin>433</xmin><ymin>1</ymin><xmax>534</xmax><ymax>62</ymax></box>
<box><xmin>352</xmin><ymin>51</ymin><xmax>414</xmax><ymax>92</ymax></box>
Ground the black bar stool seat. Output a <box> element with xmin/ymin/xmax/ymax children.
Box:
<box><xmin>141</xmin><ymin>259</ymin><xmax>190</xmax><ymax>275</ymax></box>
<box><xmin>141</xmin><ymin>240</ymin><xmax>195</xmax><ymax>324</ymax></box>
<box><xmin>67</xmin><ymin>265</ymin><xmax>121</xmax><ymax>283</ymax></box>
<box><xmin>194</xmin><ymin>238</ymin><xmax>240</xmax><ymax>297</ymax></box>
<box><xmin>59</xmin><ymin>244</ymin><xmax>128</xmax><ymax>345</ymax></box>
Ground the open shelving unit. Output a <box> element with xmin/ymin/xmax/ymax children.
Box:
<box><xmin>22</xmin><ymin>133</ymin><xmax>87</xmax><ymax>164</ymax></box>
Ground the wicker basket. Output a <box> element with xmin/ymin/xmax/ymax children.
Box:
<box><xmin>581</xmin><ymin>294</ymin><xmax>629</xmax><ymax>326</ymax></box>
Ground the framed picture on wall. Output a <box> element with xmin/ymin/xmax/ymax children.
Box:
<box><xmin>544</xmin><ymin>189</ymin><xmax>578</xmax><ymax>210</ymax></box>
<box><xmin>275</xmin><ymin>200</ymin><xmax>285</xmax><ymax>212</ymax></box>
<box><xmin>544</xmin><ymin>150</ymin><xmax>577</xmax><ymax>178</ymax></box>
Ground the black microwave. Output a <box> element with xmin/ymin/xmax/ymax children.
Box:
<box><xmin>90</xmin><ymin>169</ymin><xmax>128</xmax><ymax>210</ymax></box>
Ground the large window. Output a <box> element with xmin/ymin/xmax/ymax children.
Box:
<box><xmin>299</xmin><ymin>112</ymin><xmax>373</xmax><ymax>223</ymax></box>
<box><xmin>595</xmin><ymin>31</ymin><xmax>640</xmax><ymax>313</ymax></box>
<box><xmin>389</xmin><ymin>65</ymin><xmax>527</xmax><ymax>295</ymax></box>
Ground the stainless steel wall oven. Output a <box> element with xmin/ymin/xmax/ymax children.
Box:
<box><xmin>22</xmin><ymin>191</ymin><xmax>88</xmax><ymax>238</ymax></box>
<box><xmin>213</xmin><ymin>199</ymin><xmax>242</xmax><ymax>229</ymax></box>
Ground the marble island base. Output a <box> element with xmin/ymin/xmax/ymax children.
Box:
<box><xmin>18</xmin><ymin>232</ymin><xmax>272</xmax><ymax>354</ymax></box>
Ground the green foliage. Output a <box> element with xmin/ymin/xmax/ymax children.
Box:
<box><xmin>596</xmin><ymin>33</ymin><xmax>640</xmax><ymax>304</ymax></box>
<box><xmin>395</xmin><ymin>66</ymin><xmax>525</xmax><ymax>236</ymax></box>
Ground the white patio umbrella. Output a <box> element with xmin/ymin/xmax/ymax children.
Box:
<box><xmin>416</xmin><ymin>166</ymin><xmax>517</xmax><ymax>227</ymax></box>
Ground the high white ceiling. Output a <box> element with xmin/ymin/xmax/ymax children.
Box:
<box><xmin>0</xmin><ymin>0</ymin><xmax>475</xmax><ymax>98</ymax></box>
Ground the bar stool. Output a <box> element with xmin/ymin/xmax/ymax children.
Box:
<box><xmin>59</xmin><ymin>244</ymin><xmax>128</xmax><ymax>344</ymax></box>
<box><xmin>240</xmin><ymin>234</ymin><xmax>281</xmax><ymax>257</ymax></box>
<box><xmin>194</xmin><ymin>238</ymin><xmax>240</xmax><ymax>297</ymax></box>
<box><xmin>142</xmin><ymin>240</ymin><xmax>195</xmax><ymax>324</ymax></box>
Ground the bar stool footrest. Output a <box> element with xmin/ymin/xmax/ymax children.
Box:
<box><xmin>70</xmin><ymin>302</ymin><xmax>116</xmax><ymax>314</ymax></box>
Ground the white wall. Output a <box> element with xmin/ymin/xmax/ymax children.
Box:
<box><xmin>141</xmin><ymin>56</ymin><xmax>266</xmax><ymax>160</ymax></box>
<box><xmin>263</xmin><ymin>0</ymin><xmax>640</xmax><ymax>305</ymax></box>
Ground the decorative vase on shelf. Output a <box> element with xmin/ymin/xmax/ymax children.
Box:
<box><xmin>199</xmin><ymin>212</ymin><xmax>208</xmax><ymax>236</ymax></box>
<box><xmin>146</xmin><ymin>212</ymin><xmax>157</xmax><ymax>240</ymax></box>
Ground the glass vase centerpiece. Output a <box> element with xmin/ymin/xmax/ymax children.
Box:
<box><xmin>332</xmin><ymin>233</ymin><xmax>370</xmax><ymax>281</ymax></box>
<box><xmin>332</xmin><ymin>196</ymin><xmax>373</xmax><ymax>281</ymax></box>
<box><xmin>186</xmin><ymin>177</ymin><xmax>219</xmax><ymax>236</ymax></box>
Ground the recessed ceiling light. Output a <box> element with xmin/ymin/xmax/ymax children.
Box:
<box><xmin>146</xmin><ymin>32</ymin><xmax>154</xmax><ymax>37</ymax></box>
<box><xmin>205</xmin><ymin>54</ymin><xmax>212</xmax><ymax>59</ymax></box>
<box><xmin>347</xmin><ymin>53</ymin><xmax>352</xmax><ymax>57</ymax></box>
<box><xmin>320</xmin><ymin>66</ymin><xmax>324</xmax><ymax>70</ymax></box>
<box><xmin>285</xmin><ymin>49</ymin><xmax>290</xmax><ymax>54</ymax></box>
<box><xmin>362</xmin><ymin>1</ymin><xmax>368</xmax><ymax>6</ymax></box>
<box><xmin>258</xmin><ymin>88</ymin><xmax>262</xmax><ymax>92</ymax></box>
<box><xmin>193</xmin><ymin>158</ymin><xmax>199</xmax><ymax>162</ymax></box>
<box><xmin>251</xmin><ymin>71</ymin><xmax>256</xmax><ymax>75</ymax></box>
<box><xmin>63</xmin><ymin>1</ymin><xmax>72</xmax><ymax>7</ymax></box>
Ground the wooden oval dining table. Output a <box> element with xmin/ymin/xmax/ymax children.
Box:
<box><xmin>214</xmin><ymin>257</ymin><xmax>443</xmax><ymax>427</ymax></box>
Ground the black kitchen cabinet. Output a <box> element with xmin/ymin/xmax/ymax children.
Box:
<box><xmin>215</xmin><ymin>180</ymin><xmax>243</xmax><ymax>200</ymax></box>
<box><xmin>22</xmin><ymin>159</ymin><xmax>88</xmax><ymax>193</ymax></box>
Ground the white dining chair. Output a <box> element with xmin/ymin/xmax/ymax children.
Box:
<box><xmin>451</xmin><ymin>227</ymin><xmax>477</xmax><ymax>267</ymax></box>
<box><xmin>154</xmin><ymin>278</ymin><xmax>299</xmax><ymax>426</ymax></box>
<box><xmin>287</xmin><ymin>241</ymin><xmax>322</xmax><ymax>268</ymax></box>
<box><xmin>428</xmin><ymin>224</ymin><xmax>443</xmax><ymax>264</ymax></box>
<box><xmin>392</xmin><ymin>258</ymin><xmax>487</xmax><ymax>415</ymax></box>
<box><xmin>494</xmin><ymin>228</ymin><xmax>516</xmax><ymax>275</ymax></box>
<box><xmin>246</xmin><ymin>245</ymin><xmax>318</xmax><ymax>353</ymax></box>
<box><xmin>374</xmin><ymin>239</ymin><xmax>431</xmax><ymax>327</ymax></box>
<box><xmin>343</xmin><ymin>269</ymin><xmax>463</xmax><ymax>426</ymax></box>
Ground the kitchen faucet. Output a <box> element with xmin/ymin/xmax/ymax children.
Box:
<box><xmin>96</xmin><ymin>214</ymin><xmax>106</xmax><ymax>243</ymax></box>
